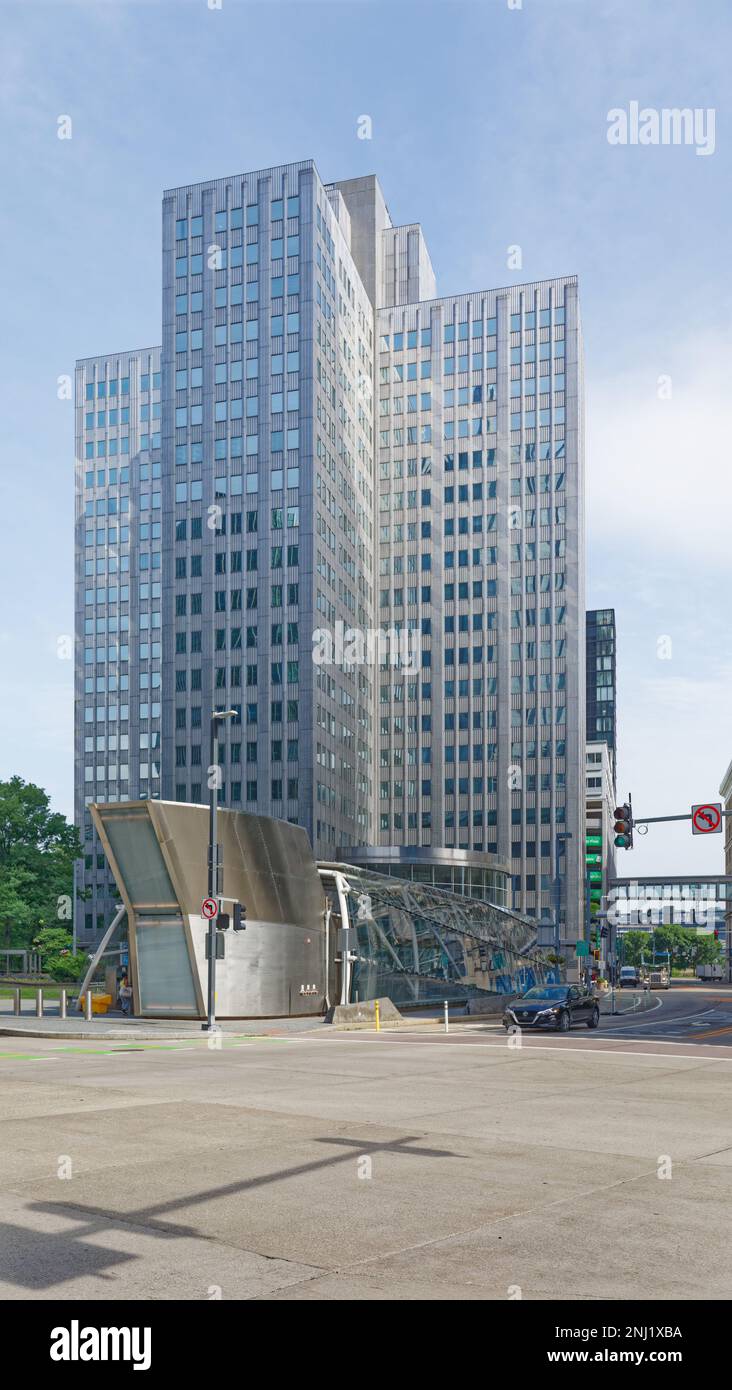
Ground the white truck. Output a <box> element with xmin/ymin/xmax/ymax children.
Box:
<box><xmin>696</xmin><ymin>963</ymin><xmax>724</xmax><ymax>982</ymax></box>
<box><xmin>619</xmin><ymin>965</ymin><xmax>649</xmax><ymax>990</ymax></box>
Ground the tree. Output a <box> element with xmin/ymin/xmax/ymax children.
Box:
<box><xmin>619</xmin><ymin>930</ymin><xmax>647</xmax><ymax>966</ymax></box>
<box><xmin>0</xmin><ymin>778</ymin><xmax>82</xmax><ymax>954</ymax></box>
<box><xmin>620</xmin><ymin>925</ymin><xmax>723</xmax><ymax>972</ymax></box>
<box><xmin>33</xmin><ymin>927</ymin><xmax>88</xmax><ymax>982</ymax></box>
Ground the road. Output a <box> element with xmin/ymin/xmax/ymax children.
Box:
<box><xmin>1</xmin><ymin>983</ymin><xmax>732</xmax><ymax>1301</ymax></box>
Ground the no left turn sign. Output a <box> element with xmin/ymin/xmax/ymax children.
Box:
<box><xmin>202</xmin><ymin>897</ymin><xmax>219</xmax><ymax>919</ymax></box>
<box><xmin>691</xmin><ymin>803</ymin><xmax>722</xmax><ymax>835</ymax></box>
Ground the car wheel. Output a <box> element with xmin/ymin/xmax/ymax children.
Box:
<box><xmin>587</xmin><ymin>1006</ymin><xmax>600</xmax><ymax>1029</ymax></box>
<box><xmin>556</xmin><ymin>1010</ymin><xmax>570</xmax><ymax>1033</ymax></box>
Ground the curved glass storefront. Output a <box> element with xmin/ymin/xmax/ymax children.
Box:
<box><xmin>341</xmin><ymin>847</ymin><xmax>511</xmax><ymax>909</ymax></box>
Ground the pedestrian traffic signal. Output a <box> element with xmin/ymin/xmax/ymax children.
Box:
<box><xmin>233</xmin><ymin>901</ymin><xmax>247</xmax><ymax>931</ymax></box>
<box><xmin>613</xmin><ymin>802</ymin><xmax>633</xmax><ymax>849</ymax></box>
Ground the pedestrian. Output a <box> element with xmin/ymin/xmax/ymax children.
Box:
<box><xmin>119</xmin><ymin>975</ymin><xmax>133</xmax><ymax>1016</ymax></box>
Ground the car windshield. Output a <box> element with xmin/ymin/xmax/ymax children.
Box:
<box><xmin>520</xmin><ymin>987</ymin><xmax>568</xmax><ymax>1001</ymax></box>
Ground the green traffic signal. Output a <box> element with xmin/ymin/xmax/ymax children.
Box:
<box><xmin>613</xmin><ymin>802</ymin><xmax>633</xmax><ymax>849</ymax></box>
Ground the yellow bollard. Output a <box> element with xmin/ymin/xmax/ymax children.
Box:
<box><xmin>374</xmin><ymin>999</ymin><xmax>380</xmax><ymax>1032</ymax></box>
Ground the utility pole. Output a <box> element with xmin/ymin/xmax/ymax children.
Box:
<box><xmin>554</xmin><ymin>832</ymin><xmax>572</xmax><ymax>974</ymax></box>
<box><xmin>203</xmin><ymin>709</ymin><xmax>236</xmax><ymax>1033</ymax></box>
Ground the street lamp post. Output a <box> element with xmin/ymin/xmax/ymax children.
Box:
<box><xmin>203</xmin><ymin>708</ymin><xmax>237</xmax><ymax>1033</ymax></box>
<box><xmin>554</xmin><ymin>832</ymin><xmax>573</xmax><ymax>969</ymax></box>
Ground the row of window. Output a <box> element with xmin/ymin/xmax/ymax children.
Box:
<box><xmin>175</xmin><ymin>198</ymin><xmax>300</xmax><ymax>243</ymax></box>
<box><xmin>379</xmin><ymin>307</ymin><xmax>565</xmax><ymax>354</ymax></box>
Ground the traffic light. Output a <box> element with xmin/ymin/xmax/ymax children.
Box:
<box><xmin>613</xmin><ymin>801</ymin><xmax>633</xmax><ymax>849</ymax></box>
<box><xmin>233</xmin><ymin>901</ymin><xmax>247</xmax><ymax>932</ymax></box>
<box><xmin>600</xmin><ymin>925</ymin><xmax>609</xmax><ymax>939</ymax></box>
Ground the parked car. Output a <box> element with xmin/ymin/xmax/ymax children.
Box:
<box><xmin>503</xmin><ymin>984</ymin><xmax>600</xmax><ymax>1033</ymax></box>
<box><xmin>619</xmin><ymin>965</ymin><xmax>649</xmax><ymax>990</ymax></box>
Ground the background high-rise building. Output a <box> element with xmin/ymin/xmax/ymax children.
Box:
<box><xmin>584</xmin><ymin>608</ymin><xmax>618</xmax><ymax>937</ymax></box>
<box><xmin>75</xmin><ymin>162</ymin><xmax>586</xmax><ymax>945</ymax></box>
<box><xmin>371</xmin><ymin>277</ymin><xmax>585</xmax><ymax>937</ymax></box>
<box><xmin>586</xmin><ymin>608</ymin><xmax>616</xmax><ymax>782</ymax></box>
<box><xmin>74</xmin><ymin>348</ymin><xmax>162</xmax><ymax>939</ymax></box>
<box><xmin>585</xmin><ymin>741</ymin><xmax>617</xmax><ymax>932</ymax></box>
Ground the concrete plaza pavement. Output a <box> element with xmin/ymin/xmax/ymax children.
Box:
<box><xmin>1</xmin><ymin>1019</ymin><xmax>732</xmax><ymax>1300</ymax></box>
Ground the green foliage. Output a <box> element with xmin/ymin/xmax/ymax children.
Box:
<box><xmin>31</xmin><ymin>928</ymin><xmax>88</xmax><ymax>982</ymax></box>
<box><xmin>0</xmin><ymin>778</ymin><xmax>82</xmax><ymax>954</ymax></box>
<box><xmin>620</xmin><ymin>924</ymin><xmax>724</xmax><ymax>969</ymax></box>
<box><xmin>45</xmin><ymin>952</ymin><xmax>89</xmax><ymax>983</ymax></box>
<box><xmin>619</xmin><ymin>930</ymin><xmax>647</xmax><ymax>966</ymax></box>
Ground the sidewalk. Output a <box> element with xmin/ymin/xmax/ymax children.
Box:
<box><xmin>0</xmin><ymin>1007</ymin><xmax>331</xmax><ymax>1042</ymax></box>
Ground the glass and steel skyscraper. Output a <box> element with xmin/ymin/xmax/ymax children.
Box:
<box><xmin>373</xmin><ymin>279</ymin><xmax>585</xmax><ymax>937</ymax></box>
<box><xmin>75</xmin><ymin>162</ymin><xmax>586</xmax><ymax>945</ymax></box>
<box><xmin>586</xmin><ymin>608</ymin><xmax>616</xmax><ymax>782</ymax></box>
<box><xmin>160</xmin><ymin>162</ymin><xmax>376</xmax><ymax>859</ymax></box>
<box><xmin>74</xmin><ymin>348</ymin><xmax>162</xmax><ymax>937</ymax></box>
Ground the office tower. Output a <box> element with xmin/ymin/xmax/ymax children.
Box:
<box><xmin>75</xmin><ymin>161</ymin><xmax>586</xmax><ymax>943</ymax></box>
<box><xmin>586</xmin><ymin>608</ymin><xmax>616</xmax><ymax>783</ymax></box>
<box><xmin>160</xmin><ymin>163</ymin><xmax>376</xmax><ymax>859</ymax></box>
<box><xmin>370</xmin><ymin>276</ymin><xmax>585</xmax><ymax>938</ymax></box>
<box><xmin>74</xmin><ymin>348</ymin><xmax>162</xmax><ymax>939</ymax></box>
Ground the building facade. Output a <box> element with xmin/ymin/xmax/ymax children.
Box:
<box><xmin>374</xmin><ymin>277</ymin><xmax>585</xmax><ymax>937</ymax></box>
<box><xmin>74</xmin><ymin>348</ymin><xmax>163</xmax><ymax>938</ymax></box>
<box><xmin>160</xmin><ymin>164</ymin><xmax>376</xmax><ymax>860</ymax></box>
<box><xmin>75</xmin><ymin>162</ymin><xmax>586</xmax><ymax>946</ymax></box>
<box><xmin>586</xmin><ymin>608</ymin><xmax>616</xmax><ymax>782</ymax></box>
<box><xmin>585</xmin><ymin>740</ymin><xmax>616</xmax><ymax>929</ymax></box>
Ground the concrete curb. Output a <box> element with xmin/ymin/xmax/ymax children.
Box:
<box><xmin>0</xmin><ymin>1027</ymin><xmax>234</xmax><ymax>1042</ymax></box>
<box><xmin>0</xmin><ymin>1023</ymin><xmax>320</xmax><ymax>1042</ymax></box>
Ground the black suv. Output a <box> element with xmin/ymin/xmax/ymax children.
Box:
<box><xmin>503</xmin><ymin>984</ymin><xmax>600</xmax><ymax>1033</ymax></box>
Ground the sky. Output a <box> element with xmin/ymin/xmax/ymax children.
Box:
<box><xmin>0</xmin><ymin>0</ymin><xmax>730</xmax><ymax>877</ymax></box>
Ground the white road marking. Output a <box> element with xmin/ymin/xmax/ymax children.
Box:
<box><xmin>296</xmin><ymin>1033</ymin><xmax>732</xmax><ymax>1062</ymax></box>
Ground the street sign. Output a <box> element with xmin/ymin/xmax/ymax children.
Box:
<box><xmin>575</xmin><ymin>940</ymin><xmax>589</xmax><ymax>956</ymax></box>
<box><xmin>202</xmin><ymin>897</ymin><xmax>218</xmax><ymax>919</ymax></box>
<box><xmin>691</xmin><ymin>802</ymin><xmax>722</xmax><ymax>835</ymax></box>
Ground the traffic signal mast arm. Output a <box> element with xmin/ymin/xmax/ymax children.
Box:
<box><xmin>633</xmin><ymin>812</ymin><xmax>731</xmax><ymax>823</ymax></box>
<box><xmin>613</xmin><ymin>798</ymin><xmax>730</xmax><ymax>847</ymax></box>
